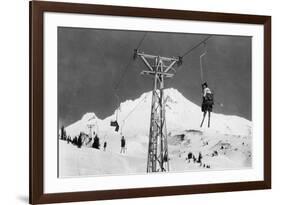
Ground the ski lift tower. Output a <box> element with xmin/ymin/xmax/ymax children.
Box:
<box><xmin>87</xmin><ymin>124</ymin><xmax>95</xmax><ymax>139</ymax></box>
<box><xmin>87</xmin><ymin>116</ymin><xmax>98</xmax><ymax>139</ymax></box>
<box><xmin>134</xmin><ymin>49</ymin><xmax>182</xmax><ymax>172</ymax></box>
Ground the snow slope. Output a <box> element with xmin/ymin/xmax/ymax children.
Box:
<box><xmin>60</xmin><ymin>88</ymin><xmax>252</xmax><ymax>177</ymax></box>
<box><xmin>59</xmin><ymin>141</ymin><xmax>146</xmax><ymax>177</ymax></box>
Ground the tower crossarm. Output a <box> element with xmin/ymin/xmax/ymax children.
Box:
<box><xmin>136</xmin><ymin>52</ymin><xmax>179</xmax><ymax>62</ymax></box>
<box><xmin>141</xmin><ymin>70</ymin><xmax>174</xmax><ymax>78</ymax></box>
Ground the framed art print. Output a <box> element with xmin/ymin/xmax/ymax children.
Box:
<box><xmin>30</xmin><ymin>1</ymin><xmax>271</xmax><ymax>204</ymax></box>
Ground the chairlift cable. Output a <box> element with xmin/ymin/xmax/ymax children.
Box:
<box><xmin>181</xmin><ymin>35</ymin><xmax>212</xmax><ymax>58</ymax></box>
<box><xmin>112</xmin><ymin>32</ymin><xmax>148</xmax><ymax>122</ymax></box>
<box><xmin>120</xmin><ymin>93</ymin><xmax>149</xmax><ymax>132</ymax></box>
<box><xmin>113</xmin><ymin>58</ymin><xmax>134</xmax><ymax>90</ymax></box>
<box><xmin>123</xmin><ymin>93</ymin><xmax>149</xmax><ymax>122</ymax></box>
<box><xmin>113</xmin><ymin>32</ymin><xmax>148</xmax><ymax>90</ymax></box>
<box><xmin>136</xmin><ymin>32</ymin><xmax>147</xmax><ymax>50</ymax></box>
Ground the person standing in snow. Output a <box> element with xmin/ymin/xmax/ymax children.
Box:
<box><xmin>187</xmin><ymin>152</ymin><xmax>193</xmax><ymax>163</ymax></box>
<box><xmin>200</xmin><ymin>82</ymin><xmax>214</xmax><ymax>128</ymax></box>
<box><xmin>197</xmin><ymin>152</ymin><xmax>203</xmax><ymax>166</ymax></box>
<box><xmin>120</xmin><ymin>136</ymin><xmax>126</xmax><ymax>154</ymax></box>
<box><xmin>103</xmin><ymin>141</ymin><xmax>107</xmax><ymax>151</ymax></box>
<box><xmin>193</xmin><ymin>155</ymin><xmax>197</xmax><ymax>163</ymax></box>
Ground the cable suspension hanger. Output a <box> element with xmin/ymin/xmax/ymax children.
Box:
<box><xmin>119</xmin><ymin>93</ymin><xmax>149</xmax><ymax>134</ymax></box>
<box><xmin>167</xmin><ymin>35</ymin><xmax>212</xmax><ymax>88</ymax></box>
<box><xmin>199</xmin><ymin>42</ymin><xmax>207</xmax><ymax>83</ymax></box>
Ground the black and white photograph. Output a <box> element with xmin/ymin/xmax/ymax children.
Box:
<box><xmin>58</xmin><ymin>27</ymin><xmax>252</xmax><ymax>178</ymax></box>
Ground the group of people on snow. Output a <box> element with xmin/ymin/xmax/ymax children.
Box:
<box><xmin>186</xmin><ymin>151</ymin><xmax>211</xmax><ymax>168</ymax></box>
<box><xmin>90</xmin><ymin>134</ymin><xmax>126</xmax><ymax>154</ymax></box>
<box><xmin>60</xmin><ymin>128</ymin><xmax>127</xmax><ymax>154</ymax></box>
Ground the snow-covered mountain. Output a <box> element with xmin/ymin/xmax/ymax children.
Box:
<box><xmin>65</xmin><ymin>88</ymin><xmax>251</xmax><ymax>138</ymax></box>
<box><xmin>60</xmin><ymin>88</ymin><xmax>252</xmax><ymax>177</ymax></box>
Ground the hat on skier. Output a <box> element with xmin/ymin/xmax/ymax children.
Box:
<box><xmin>202</xmin><ymin>82</ymin><xmax>208</xmax><ymax>87</ymax></box>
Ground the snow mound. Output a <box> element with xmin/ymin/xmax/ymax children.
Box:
<box><xmin>59</xmin><ymin>141</ymin><xmax>146</xmax><ymax>177</ymax></box>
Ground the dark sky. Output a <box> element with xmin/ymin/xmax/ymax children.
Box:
<box><xmin>58</xmin><ymin>27</ymin><xmax>252</xmax><ymax>127</ymax></box>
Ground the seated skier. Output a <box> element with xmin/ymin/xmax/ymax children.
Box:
<box><xmin>200</xmin><ymin>82</ymin><xmax>214</xmax><ymax>128</ymax></box>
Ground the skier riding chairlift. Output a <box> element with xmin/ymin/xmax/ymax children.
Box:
<box><xmin>200</xmin><ymin>82</ymin><xmax>214</xmax><ymax>128</ymax></box>
<box><xmin>110</xmin><ymin>94</ymin><xmax>120</xmax><ymax>132</ymax></box>
<box><xmin>110</xmin><ymin>120</ymin><xmax>119</xmax><ymax>132</ymax></box>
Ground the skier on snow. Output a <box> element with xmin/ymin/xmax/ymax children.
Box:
<box><xmin>197</xmin><ymin>152</ymin><xmax>203</xmax><ymax>166</ymax></box>
<box><xmin>103</xmin><ymin>141</ymin><xmax>107</xmax><ymax>151</ymax></box>
<box><xmin>120</xmin><ymin>136</ymin><xmax>126</xmax><ymax>154</ymax></box>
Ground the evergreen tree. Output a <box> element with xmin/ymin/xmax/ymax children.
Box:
<box><xmin>77</xmin><ymin>133</ymin><xmax>83</xmax><ymax>148</ymax></box>
<box><xmin>92</xmin><ymin>135</ymin><xmax>100</xmax><ymax>149</ymax></box>
<box><xmin>73</xmin><ymin>136</ymin><xmax>77</xmax><ymax>146</ymax></box>
<box><xmin>60</xmin><ymin>126</ymin><xmax>66</xmax><ymax>140</ymax></box>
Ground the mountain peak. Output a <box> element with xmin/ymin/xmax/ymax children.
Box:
<box><xmin>81</xmin><ymin>112</ymin><xmax>97</xmax><ymax>121</ymax></box>
<box><xmin>164</xmin><ymin>87</ymin><xmax>184</xmax><ymax>99</ymax></box>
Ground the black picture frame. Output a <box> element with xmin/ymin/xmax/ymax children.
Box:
<box><xmin>30</xmin><ymin>1</ymin><xmax>271</xmax><ymax>204</ymax></box>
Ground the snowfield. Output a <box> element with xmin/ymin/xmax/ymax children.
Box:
<box><xmin>59</xmin><ymin>141</ymin><xmax>146</xmax><ymax>177</ymax></box>
<box><xmin>59</xmin><ymin>88</ymin><xmax>252</xmax><ymax>177</ymax></box>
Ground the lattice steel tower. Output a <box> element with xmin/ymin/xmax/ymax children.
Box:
<box><xmin>134</xmin><ymin>50</ymin><xmax>181</xmax><ymax>172</ymax></box>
